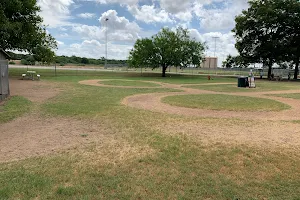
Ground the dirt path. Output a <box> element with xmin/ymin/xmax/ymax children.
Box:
<box><xmin>122</xmin><ymin>91</ymin><xmax>300</xmax><ymax>121</ymax></box>
<box><xmin>9</xmin><ymin>78</ymin><xmax>61</xmax><ymax>103</ymax></box>
<box><xmin>79</xmin><ymin>79</ymin><xmax>300</xmax><ymax>121</ymax></box>
<box><xmin>79</xmin><ymin>79</ymin><xmax>300</xmax><ymax>150</ymax></box>
<box><xmin>0</xmin><ymin>114</ymin><xmax>108</xmax><ymax>162</ymax></box>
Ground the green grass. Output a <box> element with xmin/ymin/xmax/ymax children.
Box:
<box><xmin>0</xmin><ymin>96</ymin><xmax>32</xmax><ymax>123</ymax></box>
<box><xmin>42</xmin><ymin>83</ymin><xmax>179</xmax><ymax>117</ymax></box>
<box><xmin>185</xmin><ymin>81</ymin><xmax>300</xmax><ymax>93</ymax></box>
<box><xmin>2</xmin><ymin>72</ymin><xmax>300</xmax><ymax>199</ymax></box>
<box><xmin>268</xmin><ymin>93</ymin><xmax>300</xmax><ymax>100</ymax></box>
<box><xmin>9</xmin><ymin>67</ymin><xmax>235</xmax><ymax>84</ymax></box>
<box><xmin>99</xmin><ymin>80</ymin><xmax>161</xmax><ymax>87</ymax></box>
<box><xmin>162</xmin><ymin>94</ymin><xmax>290</xmax><ymax>111</ymax></box>
<box><xmin>1</xmin><ymin>133</ymin><xmax>300</xmax><ymax>199</ymax></box>
<box><xmin>290</xmin><ymin>120</ymin><xmax>300</xmax><ymax>124</ymax></box>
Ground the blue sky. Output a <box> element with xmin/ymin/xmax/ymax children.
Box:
<box><xmin>38</xmin><ymin>0</ymin><xmax>249</xmax><ymax>66</ymax></box>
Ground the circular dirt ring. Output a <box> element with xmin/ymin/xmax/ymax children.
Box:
<box><xmin>79</xmin><ymin>79</ymin><xmax>164</xmax><ymax>89</ymax></box>
<box><xmin>122</xmin><ymin>92</ymin><xmax>300</xmax><ymax>121</ymax></box>
<box><xmin>79</xmin><ymin>79</ymin><xmax>300</xmax><ymax>121</ymax></box>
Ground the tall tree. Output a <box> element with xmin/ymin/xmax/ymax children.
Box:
<box><xmin>0</xmin><ymin>0</ymin><xmax>56</xmax><ymax>53</ymax></box>
<box><xmin>81</xmin><ymin>57</ymin><xmax>89</xmax><ymax>64</ymax></box>
<box><xmin>128</xmin><ymin>38</ymin><xmax>159</xmax><ymax>70</ymax></box>
<box><xmin>128</xmin><ymin>27</ymin><xmax>206</xmax><ymax>77</ymax></box>
<box><xmin>222</xmin><ymin>55</ymin><xmax>250</xmax><ymax>68</ymax></box>
<box><xmin>222</xmin><ymin>55</ymin><xmax>236</xmax><ymax>68</ymax></box>
<box><xmin>233</xmin><ymin>0</ymin><xmax>294</xmax><ymax>79</ymax></box>
<box><xmin>282</xmin><ymin>0</ymin><xmax>300</xmax><ymax>79</ymax></box>
<box><xmin>32</xmin><ymin>45</ymin><xmax>55</xmax><ymax>64</ymax></box>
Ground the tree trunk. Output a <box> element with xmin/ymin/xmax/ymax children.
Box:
<box><xmin>294</xmin><ymin>56</ymin><xmax>299</xmax><ymax>80</ymax></box>
<box><xmin>162</xmin><ymin>64</ymin><xmax>167</xmax><ymax>77</ymax></box>
<box><xmin>267</xmin><ymin>64</ymin><xmax>272</xmax><ymax>80</ymax></box>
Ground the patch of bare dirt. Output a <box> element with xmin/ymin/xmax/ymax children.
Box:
<box><xmin>0</xmin><ymin>115</ymin><xmax>101</xmax><ymax>162</ymax></box>
<box><xmin>9</xmin><ymin>78</ymin><xmax>61</xmax><ymax>103</ymax></box>
<box><xmin>0</xmin><ymin>113</ymin><xmax>154</xmax><ymax>163</ymax></box>
<box><xmin>1</xmin><ymin>78</ymin><xmax>154</xmax><ymax>163</ymax></box>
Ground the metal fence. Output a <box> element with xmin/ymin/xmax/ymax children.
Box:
<box><xmin>9</xmin><ymin>64</ymin><xmax>295</xmax><ymax>79</ymax></box>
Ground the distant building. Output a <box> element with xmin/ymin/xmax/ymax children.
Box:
<box><xmin>0</xmin><ymin>49</ymin><xmax>10</xmax><ymax>101</ymax></box>
<box><xmin>201</xmin><ymin>57</ymin><xmax>218</xmax><ymax>69</ymax></box>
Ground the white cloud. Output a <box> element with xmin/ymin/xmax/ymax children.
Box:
<box><xmin>72</xmin><ymin>10</ymin><xmax>141</xmax><ymax>42</ymax></box>
<box><xmin>174</xmin><ymin>11</ymin><xmax>193</xmax><ymax>22</ymax></box>
<box><xmin>72</xmin><ymin>25</ymin><xmax>103</xmax><ymax>40</ymax></box>
<box><xmin>46</xmin><ymin>0</ymin><xmax>250</xmax><ymax>66</ymax></box>
<box><xmin>78</xmin><ymin>0</ymin><xmax>248</xmax><ymax>31</ymax></box>
<box><xmin>128</xmin><ymin>0</ymin><xmax>247</xmax><ymax>29</ymax></box>
<box><xmin>57</xmin><ymin>40</ymin><xmax>65</xmax><ymax>45</ymax></box>
<box><xmin>99</xmin><ymin>10</ymin><xmax>140</xmax><ymax>41</ymax></box>
<box><xmin>160</xmin><ymin>0</ymin><xmax>192</xmax><ymax>14</ymax></box>
<box><xmin>85</xmin><ymin>0</ymin><xmax>138</xmax><ymax>6</ymax></box>
<box><xmin>199</xmin><ymin>10</ymin><xmax>235</xmax><ymax>31</ymax></box>
<box><xmin>72</xmin><ymin>24</ymin><xmax>139</xmax><ymax>42</ymax></box>
<box><xmin>38</xmin><ymin>0</ymin><xmax>74</xmax><ymax>27</ymax></box>
<box><xmin>56</xmin><ymin>39</ymin><xmax>132</xmax><ymax>59</ymax></box>
<box><xmin>157</xmin><ymin>0</ymin><xmax>219</xmax><ymax>15</ymax></box>
<box><xmin>189</xmin><ymin>28</ymin><xmax>205</xmax><ymax>41</ymax></box>
<box><xmin>155</xmin><ymin>0</ymin><xmax>248</xmax><ymax>30</ymax></box>
<box><xmin>59</xmin><ymin>27</ymin><xmax>68</xmax><ymax>31</ymax></box>
<box><xmin>77</xmin><ymin>13</ymin><xmax>97</xmax><ymax>19</ymax></box>
<box><xmin>193</xmin><ymin>0</ymin><xmax>249</xmax><ymax>31</ymax></box>
<box><xmin>128</xmin><ymin>5</ymin><xmax>173</xmax><ymax>23</ymax></box>
<box><xmin>58</xmin><ymin>33</ymin><xmax>69</xmax><ymax>37</ymax></box>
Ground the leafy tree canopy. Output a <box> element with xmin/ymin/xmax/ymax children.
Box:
<box><xmin>8</xmin><ymin>52</ymin><xmax>128</xmax><ymax>66</ymax></box>
<box><xmin>233</xmin><ymin>0</ymin><xmax>300</xmax><ymax>79</ymax></box>
<box><xmin>32</xmin><ymin>46</ymin><xmax>55</xmax><ymax>64</ymax></box>
<box><xmin>222</xmin><ymin>55</ymin><xmax>250</xmax><ymax>68</ymax></box>
<box><xmin>128</xmin><ymin>27</ymin><xmax>206</xmax><ymax>77</ymax></box>
<box><xmin>0</xmin><ymin>0</ymin><xmax>57</xmax><ymax>55</ymax></box>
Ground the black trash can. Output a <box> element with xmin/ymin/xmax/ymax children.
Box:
<box><xmin>238</xmin><ymin>76</ymin><xmax>248</xmax><ymax>87</ymax></box>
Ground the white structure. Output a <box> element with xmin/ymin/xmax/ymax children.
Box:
<box><xmin>201</xmin><ymin>57</ymin><xmax>218</xmax><ymax>69</ymax></box>
<box><xmin>0</xmin><ymin>49</ymin><xmax>10</xmax><ymax>101</ymax></box>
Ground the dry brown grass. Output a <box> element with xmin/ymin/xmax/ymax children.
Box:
<box><xmin>2</xmin><ymin>76</ymin><xmax>300</xmax><ymax>199</ymax></box>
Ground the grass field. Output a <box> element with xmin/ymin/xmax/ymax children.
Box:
<box><xmin>8</xmin><ymin>68</ymin><xmax>235</xmax><ymax>84</ymax></box>
<box><xmin>1</xmin><ymin>68</ymin><xmax>300</xmax><ymax>199</ymax></box>
<box><xmin>99</xmin><ymin>80</ymin><xmax>161</xmax><ymax>87</ymax></box>
<box><xmin>0</xmin><ymin>96</ymin><xmax>31</xmax><ymax>123</ymax></box>
<box><xmin>185</xmin><ymin>81</ymin><xmax>300</xmax><ymax>92</ymax></box>
<box><xmin>162</xmin><ymin>94</ymin><xmax>290</xmax><ymax>111</ymax></box>
<box><xmin>268</xmin><ymin>93</ymin><xmax>300</xmax><ymax>100</ymax></box>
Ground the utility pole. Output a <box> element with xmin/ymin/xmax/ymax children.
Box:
<box><xmin>105</xmin><ymin>18</ymin><xmax>109</xmax><ymax>69</ymax></box>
